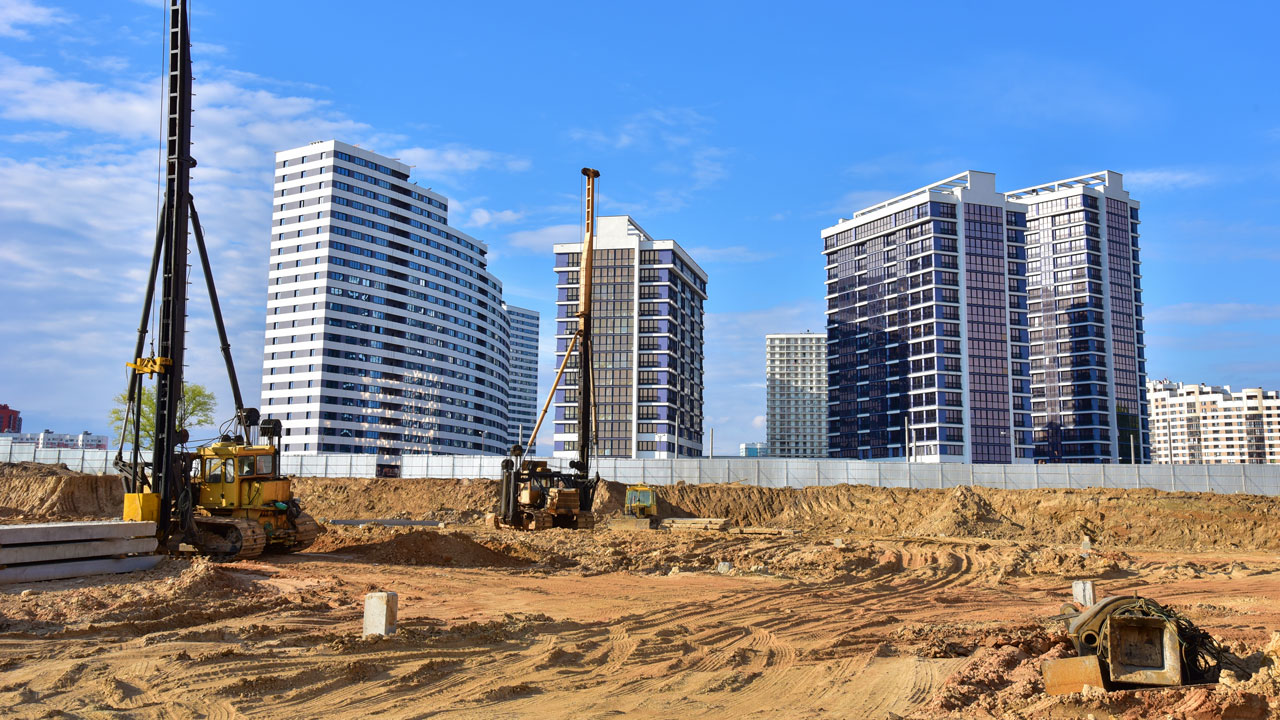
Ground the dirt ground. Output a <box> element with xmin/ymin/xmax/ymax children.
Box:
<box><xmin>1</xmin><ymin>463</ymin><xmax>1280</xmax><ymax>719</ymax></box>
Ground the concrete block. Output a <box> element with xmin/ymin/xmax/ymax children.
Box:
<box><xmin>1072</xmin><ymin>580</ymin><xmax>1096</xmax><ymax>607</ymax></box>
<box><xmin>0</xmin><ymin>521</ymin><xmax>155</xmax><ymax>545</ymax></box>
<box><xmin>0</xmin><ymin>537</ymin><xmax>157</xmax><ymax>565</ymax></box>
<box><xmin>363</xmin><ymin>591</ymin><xmax>398</xmax><ymax>636</ymax></box>
<box><xmin>0</xmin><ymin>555</ymin><xmax>163</xmax><ymax>585</ymax></box>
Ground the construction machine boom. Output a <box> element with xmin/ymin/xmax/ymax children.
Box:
<box><xmin>114</xmin><ymin>0</ymin><xmax>316</xmax><ymax>560</ymax></box>
<box><xmin>491</xmin><ymin>168</ymin><xmax>602</xmax><ymax>531</ymax></box>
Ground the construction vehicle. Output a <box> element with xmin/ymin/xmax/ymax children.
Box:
<box><xmin>491</xmin><ymin>169</ymin><xmax>603</xmax><ymax>531</ymax></box>
<box><xmin>113</xmin><ymin>0</ymin><xmax>317</xmax><ymax>561</ymax></box>
<box><xmin>610</xmin><ymin>484</ymin><xmax>658</xmax><ymax>531</ymax></box>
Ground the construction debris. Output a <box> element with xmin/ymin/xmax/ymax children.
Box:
<box><xmin>660</xmin><ymin>517</ymin><xmax>730</xmax><ymax>531</ymax></box>
<box><xmin>1044</xmin><ymin>593</ymin><xmax>1236</xmax><ymax>694</ymax></box>
<box><xmin>0</xmin><ymin>520</ymin><xmax>160</xmax><ymax>584</ymax></box>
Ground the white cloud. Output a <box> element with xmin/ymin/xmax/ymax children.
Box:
<box><xmin>1</xmin><ymin>129</ymin><xmax>68</xmax><ymax>143</ymax></box>
<box><xmin>570</xmin><ymin>107</ymin><xmax>730</xmax><ymax>215</ymax></box>
<box><xmin>507</xmin><ymin>223</ymin><xmax>580</xmax><ymax>251</ymax></box>
<box><xmin>0</xmin><ymin>0</ymin><xmax>66</xmax><ymax>39</ymax></box>
<box><xmin>395</xmin><ymin>144</ymin><xmax>530</xmax><ymax>176</ymax></box>
<box><xmin>570</xmin><ymin>107</ymin><xmax>711</xmax><ymax>150</ymax></box>
<box><xmin>1124</xmin><ymin>168</ymin><xmax>1214</xmax><ymax>191</ymax></box>
<box><xmin>0</xmin><ymin>54</ymin><xmax>154</xmax><ymax>137</ymax></box>
<box><xmin>685</xmin><ymin>245</ymin><xmax>774</xmax><ymax>264</ymax></box>
<box><xmin>466</xmin><ymin>207</ymin><xmax>524</xmax><ymax>228</ymax></box>
<box><xmin>751</xmin><ymin>415</ymin><xmax>765</xmax><ymax>429</ymax></box>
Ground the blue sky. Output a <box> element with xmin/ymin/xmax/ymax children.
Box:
<box><xmin>0</xmin><ymin>1</ymin><xmax>1278</xmax><ymax>454</ymax></box>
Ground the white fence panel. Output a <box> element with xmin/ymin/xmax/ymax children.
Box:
<box><xmin>15</xmin><ymin>446</ymin><xmax>1280</xmax><ymax>496</ymax></box>
<box><xmin>877</xmin><ymin>463</ymin><xmax>910</xmax><ymax>488</ymax></box>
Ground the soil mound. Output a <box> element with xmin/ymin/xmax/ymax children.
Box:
<box><xmin>0</xmin><ymin>462</ymin><xmax>121</xmax><ymax>518</ymax></box>
<box><xmin>293</xmin><ymin>476</ymin><xmax>496</xmax><ymax>524</ymax></box>
<box><xmin>313</xmin><ymin>527</ymin><xmax>533</xmax><ymax>568</ymax></box>
<box><xmin>909</xmin><ymin>486</ymin><xmax>1023</xmax><ymax>539</ymax></box>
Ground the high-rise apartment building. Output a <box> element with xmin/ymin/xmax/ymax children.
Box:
<box><xmin>504</xmin><ymin>303</ymin><xmax>540</xmax><ymax>451</ymax></box>
<box><xmin>766</xmin><ymin>333</ymin><xmax>828</xmax><ymax>457</ymax></box>
<box><xmin>552</xmin><ymin>216</ymin><xmax>707</xmax><ymax>459</ymax></box>
<box><xmin>1008</xmin><ymin>172</ymin><xmax>1148</xmax><ymax>463</ymax></box>
<box><xmin>823</xmin><ymin>172</ymin><xmax>1032</xmax><ymax>462</ymax></box>
<box><xmin>822</xmin><ymin>170</ymin><xmax>1146</xmax><ymax>464</ymax></box>
<box><xmin>262</xmin><ymin>140</ymin><xmax>512</xmax><ymax>469</ymax></box>
<box><xmin>1148</xmin><ymin>381</ymin><xmax>1280</xmax><ymax>464</ymax></box>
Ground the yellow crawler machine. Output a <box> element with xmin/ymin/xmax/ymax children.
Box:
<box><xmin>189</xmin><ymin>438</ymin><xmax>319</xmax><ymax>559</ymax></box>
<box><xmin>115</xmin><ymin>0</ymin><xmax>315</xmax><ymax>562</ymax></box>
<box><xmin>611</xmin><ymin>484</ymin><xmax>657</xmax><ymax>531</ymax></box>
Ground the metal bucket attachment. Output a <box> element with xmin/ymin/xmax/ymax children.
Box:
<box><xmin>1043</xmin><ymin>655</ymin><xmax>1106</xmax><ymax>695</ymax></box>
<box><xmin>1106</xmin><ymin>615</ymin><xmax>1181</xmax><ymax>686</ymax></box>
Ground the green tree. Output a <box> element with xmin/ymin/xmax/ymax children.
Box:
<box><xmin>109</xmin><ymin>383</ymin><xmax>217</xmax><ymax>451</ymax></box>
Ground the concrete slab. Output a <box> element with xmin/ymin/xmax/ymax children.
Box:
<box><xmin>0</xmin><ymin>521</ymin><xmax>155</xmax><ymax>546</ymax></box>
<box><xmin>0</xmin><ymin>555</ymin><xmax>163</xmax><ymax>585</ymax></box>
<box><xmin>0</xmin><ymin>537</ymin><xmax>157</xmax><ymax>565</ymax></box>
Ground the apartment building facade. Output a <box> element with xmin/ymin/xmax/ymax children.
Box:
<box><xmin>823</xmin><ymin>170</ymin><xmax>1148</xmax><ymax>463</ymax></box>
<box><xmin>766</xmin><ymin>333</ymin><xmax>828</xmax><ymax>457</ymax></box>
<box><xmin>504</xmin><ymin>304</ymin><xmax>540</xmax><ymax>451</ymax></box>
<box><xmin>822</xmin><ymin>172</ymin><xmax>1034</xmax><ymax>462</ymax></box>
<box><xmin>261</xmin><ymin>140</ymin><xmax>512</xmax><ymax>469</ymax></box>
<box><xmin>1007</xmin><ymin>171</ymin><xmax>1148</xmax><ymax>463</ymax></box>
<box><xmin>1148</xmin><ymin>381</ymin><xmax>1280</xmax><ymax>463</ymax></box>
<box><xmin>552</xmin><ymin>216</ymin><xmax>708</xmax><ymax>459</ymax></box>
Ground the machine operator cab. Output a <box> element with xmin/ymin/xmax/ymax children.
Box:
<box><xmin>195</xmin><ymin>442</ymin><xmax>290</xmax><ymax>510</ymax></box>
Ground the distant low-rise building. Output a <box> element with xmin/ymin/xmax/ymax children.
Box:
<box><xmin>1148</xmin><ymin>381</ymin><xmax>1280</xmax><ymax>464</ymax></box>
<box><xmin>0</xmin><ymin>430</ymin><xmax>108</xmax><ymax>450</ymax></box>
<box><xmin>739</xmin><ymin>442</ymin><xmax>768</xmax><ymax>457</ymax></box>
<box><xmin>0</xmin><ymin>405</ymin><xmax>20</xmax><ymax>434</ymax></box>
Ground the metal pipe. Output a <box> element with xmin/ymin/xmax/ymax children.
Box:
<box><xmin>527</xmin><ymin>333</ymin><xmax>578</xmax><ymax>452</ymax></box>
<box><xmin>189</xmin><ymin>197</ymin><xmax>249</xmax><ymax>434</ymax></box>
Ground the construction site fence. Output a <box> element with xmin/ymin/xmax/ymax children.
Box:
<box><xmin>399</xmin><ymin>454</ymin><xmax>1280</xmax><ymax>496</ymax></box>
<box><xmin>7</xmin><ymin>443</ymin><xmax>1280</xmax><ymax>496</ymax></box>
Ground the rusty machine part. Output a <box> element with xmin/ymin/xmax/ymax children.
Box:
<box><xmin>1051</xmin><ymin>595</ymin><xmax>1231</xmax><ymax>690</ymax></box>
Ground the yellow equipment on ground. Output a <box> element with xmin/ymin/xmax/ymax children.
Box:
<box><xmin>624</xmin><ymin>485</ymin><xmax>657</xmax><ymax>519</ymax></box>
<box><xmin>611</xmin><ymin>484</ymin><xmax>658</xmax><ymax>530</ymax></box>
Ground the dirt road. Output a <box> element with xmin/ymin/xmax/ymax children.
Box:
<box><xmin>1</xmin><ymin>528</ymin><xmax>1278</xmax><ymax>719</ymax></box>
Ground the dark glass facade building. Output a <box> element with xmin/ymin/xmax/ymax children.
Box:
<box><xmin>824</xmin><ymin>170</ymin><xmax>1147</xmax><ymax>464</ymax></box>
<box><xmin>822</xmin><ymin>172</ymin><xmax>1033</xmax><ymax>462</ymax></box>
<box><xmin>1007</xmin><ymin>171</ymin><xmax>1148</xmax><ymax>463</ymax></box>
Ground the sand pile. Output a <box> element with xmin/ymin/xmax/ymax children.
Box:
<box><xmin>909</xmin><ymin>486</ymin><xmax>1024</xmax><ymax>539</ymax></box>
<box><xmin>0</xmin><ymin>462</ymin><xmax>121</xmax><ymax>519</ymax></box>
<box><xmin>311</xmin><ymin>527</ymin><xmax>534</xmax><ymax>568</ymax></box>
<box><xmin>293</xmin><ymin>476</ymin><xmax>496</xmax><ymax>523</ymax></box>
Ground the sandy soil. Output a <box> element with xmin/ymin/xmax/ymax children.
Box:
<box><xmin>1</xmin><ymin>464</ymin><xmax>1278</xmax><ymax>719</ymax></box>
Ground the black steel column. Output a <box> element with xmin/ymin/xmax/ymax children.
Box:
<box><xmin>151</xmin><ymin>0</ymin><xmax>193</xmax><ymax>534</ymax></box>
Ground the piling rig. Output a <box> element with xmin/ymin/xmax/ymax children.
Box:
<box><xmin>492</xmin><ymin>168</ymin><xmax>603</xmax><ymax>530</ymax></box>
<box><xmin>113</xmin><ymin>0</ymin><xmax>317</xmax><ymax>560</ymax></box>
